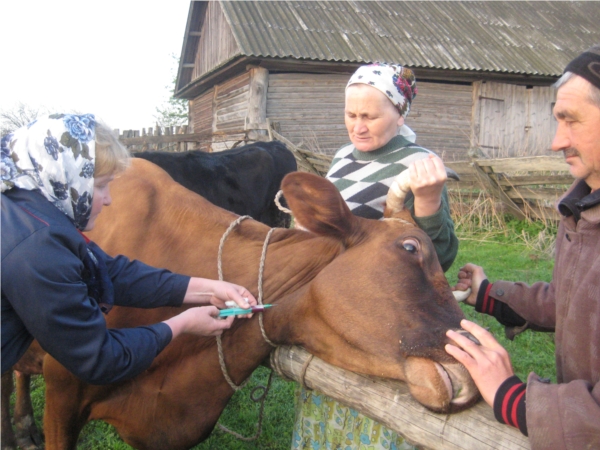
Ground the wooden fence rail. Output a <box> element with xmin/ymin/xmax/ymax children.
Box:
<box><xmin>270</xmin><ymin>346</ymin><xmax>530</xmax><ymax>450</ymax></box>
<box><xmin>444</xmin><ymin>156</ymin><xmax>571</xmax><ymax>221</ymax></box>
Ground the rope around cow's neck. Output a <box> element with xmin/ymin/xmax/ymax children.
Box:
<box><xmin>215</xmin><ymin>216</ymin><xmax>280</xmax><ymax>441</ymax></box>
<box><xmin>216</xmin><ymin>215</ymin><xmax>277</xmax><ymax>393</ymax></box>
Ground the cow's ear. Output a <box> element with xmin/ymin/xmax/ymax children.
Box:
<box><xmin>281</xmin><ymin>172</ymin><xmax>359</xmax><ymax>241</ymax></box>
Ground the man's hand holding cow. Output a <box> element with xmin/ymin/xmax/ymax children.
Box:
<box><xmin>445</xmin><ymin>320</ymin><xmax>515</xmax><ymax>407</ymax></box>
<box><xmin>453</xmin><ymin>263</ymin><xmax>488</xmax><ymax>306</ymax></box>
<box><xmin>410</xmin><ymin>154</ymin><xmax>447</xmax><ymax>217</ymax></box>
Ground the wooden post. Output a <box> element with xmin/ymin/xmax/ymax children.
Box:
<box><xmin>246</xmin><ymin>65</ymin><xmax>269</xmax><ymax>141</ymax></box>
<box><xmin>212</xmin><ymin>87</ymin><xmax>219</xmax><ymax>134</ymax></box>
<box><xmin>471</xmin><ymin>161</ymin><xmax>527</xmax><ymax>220</ymax></box>
<box><xmin>155</xmin><ymin>125</ymin><xmax>162</xmax><ymax>151</ymax></box>
<box><xmin>471</xmin><ymin>81</ymin><xmax>482</xmax><ymax>153</ymax></box>
<box><xmin>271</xmin><ymin>346</ymin><xmax>530</xmax><ymax>450</ymax></box>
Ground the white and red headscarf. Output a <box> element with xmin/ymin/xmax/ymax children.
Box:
<box><xmin>347</xmin><ymin>63</ymin><xmax>418</xmax><ymax>117</ymax></box>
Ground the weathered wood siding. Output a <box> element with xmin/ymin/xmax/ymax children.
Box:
<box><xmin>189</xmin><ymin>71</ymin><xmax>251</xmax><ymax>152</ymax></box>
<box><xmin>267</xmin><ymin>73</ymin><xmax>348</xmax><ymax>156</ymax></box>
<box><xmin>406</xmin><ymin>81</ymin><xmax>473</xmax><ymax>161</ymax></box>
<box><xmin>474</xmin><ymin>81</ymin><xmax>556</xmax><ymax>157</ymax></box>
<box><xmin>192</xmin><ymin>1</ymin><xmax>239</xmax><ymax>82</ymax></box>
<box><xmin>267</xmin><ymin>74</ymin><xmax>473</xmax><ymax>160</ymax></box>
<box><xmin>189</xmin><ymin>88</ymin><xmax>214</xmax><ymax>151</ymax></box>
<box><xmin>190</xmin><ymin>89</ymin><xmax>214</xmax><ymax>134</ymax></box>
<box><xmin>213</xmin><ymin>71</ymin><xmax>251</xmax><ymax>132</ymax></box>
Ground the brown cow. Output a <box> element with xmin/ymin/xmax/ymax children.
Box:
<box><xmin>1</xmin><ymin>341</ymin><xmax>45</xmax><ymax>450</ymax></box>
<box><xmin>41</xmin><ymin>159</ymin><xmax>479</xmax><ymax>450</ymax></box>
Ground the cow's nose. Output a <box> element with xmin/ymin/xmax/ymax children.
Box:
<box><xmin>453</xmin><ymin>329</ymin><xmax>481</xmax><ymax>346</ymax></box>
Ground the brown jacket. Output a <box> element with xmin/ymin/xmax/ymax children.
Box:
<box><xmin>490</xmin><ymin>181</ymin><xmax>600</xmax><ymax>450</ymax></box>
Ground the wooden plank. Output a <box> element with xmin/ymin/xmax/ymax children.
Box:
<box><xmin>505</xmin><ymin>186</ymin><xmax>566</xmax><ymax>202</ymax></box>
<box><xmin>444</xmin><ymin>161</ymin><xmax>477</xmax><ymax>175</ymax></box>
<box><xmin>474</xmin><ymin>156</ymin><xmax>568</xmax><ymax>172</ymax></box>
<box><xmin>270</xmin><ymin>346</ymin><xmax>530</xmax><ymax>450</ymax></box>
<box><xmin>496</xmin><ymin>175</ymin><xmax>574</xmax><ymax>187</ymax></box>
<box><xmin>270</xmin><ymin>129</ymin><xmax>321</xmax><ymax>176</ymax></box>
<box><xmin>471</xmin><ymin>162</ymin><xmax>526</xmax><ymax>220</ymax></box>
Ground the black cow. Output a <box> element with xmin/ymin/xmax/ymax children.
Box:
<box><xmin>134</xmin><ymin>141</ymin><xmax>297</xmax><ymax>228</ymax></box>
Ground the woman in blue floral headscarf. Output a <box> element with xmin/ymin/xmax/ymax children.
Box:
<box><xmin>292</xmin><ymin>64</ymin><xmax>458</xmax><ymax>450</ymax></box>
<box><xmin>1</xmin><ymin>114</ymin><xmax>257</xmax><ymax>384</ymax></box>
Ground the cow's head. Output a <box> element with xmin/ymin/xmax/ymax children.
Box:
<box><xmin>281</xmin><ymin>172</ymin><xmax>479</xmax><ymax>413</ymax></box>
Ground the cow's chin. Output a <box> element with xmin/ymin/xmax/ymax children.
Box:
<box><xmin>403</xmin><ymin>357</ymin><xmax>480</xmax><ymax>413</ymax></box>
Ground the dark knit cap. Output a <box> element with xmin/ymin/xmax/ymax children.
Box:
<box><xmin>564</xmin><ymin>44</ymin><xmax>600</xmax><ymax>90</ymax></box>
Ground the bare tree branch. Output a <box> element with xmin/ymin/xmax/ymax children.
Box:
<box><xmin>0</xmin><ymin>103</ymin><xmax>49</xmax><ymax>135</ymax></box>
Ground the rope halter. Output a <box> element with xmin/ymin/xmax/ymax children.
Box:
<box><xmin>216</xmin><ymin>216</ymin><xmax>277</xmax><ymax>392</ymax></box>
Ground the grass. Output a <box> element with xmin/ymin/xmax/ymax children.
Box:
<box><xmin>13</xmin><ymin>215</ymin><xmax>557</xmax><ymax>449</ymax></box>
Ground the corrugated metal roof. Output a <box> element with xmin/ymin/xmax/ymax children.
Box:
<box><xmin>218</xmin><ymin>1</ymin><xmax>599</xmax><ymax>76</ymax></box>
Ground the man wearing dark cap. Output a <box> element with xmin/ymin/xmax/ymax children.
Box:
<box><xmin>445</xmin><ymin>45</ymin><xmax>600</xmax><ymax>450</ymax></box>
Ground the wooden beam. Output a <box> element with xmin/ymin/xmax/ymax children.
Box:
<box><xmin>473</xmin><ymin>156</ymin><xmax>568</xmax><ymax>172</ymax></box>
<box><xmin>496</xmin><ymin>174</ymin><xmax>574</xmax><ymax>187</ymax></box>
<box><xmin>246</xmin><ymin>66</ymin><xmax>269</xmax><ymax>137</ymax></box>
<box><xmin>270</xmin><ymin>346</ymin><xmax>530</xmax><ymax>450</ymax></box>
<box><xmin>471</xmin><ymin>162</ymin><xmax>526</xmax><ymax>220</ymax></box>
<box><xmin>269</xmin><ymin>128</ymin><xmax>321</xmax><ymax>176</ymax></box>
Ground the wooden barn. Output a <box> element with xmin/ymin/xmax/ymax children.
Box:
<box><xmin>174</xmin><ymin>1</ymin><xmax>599</xmax><ymax>160</ymax></box>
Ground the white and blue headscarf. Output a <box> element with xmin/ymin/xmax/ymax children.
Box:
<box><xmin>1</xmin><ymin>114</ymin><xmax>96</xmax><ymax>230</ymax></box>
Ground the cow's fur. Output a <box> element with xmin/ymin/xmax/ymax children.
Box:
<box><xmin>39</xmin><ymin>159</ymin><xmax>478</xmax><ymax>450</ymax></box>
<box><xmin>133</xmin><ymin>141</ymin><xmax>297</xmax><ymax>228</ymax></box>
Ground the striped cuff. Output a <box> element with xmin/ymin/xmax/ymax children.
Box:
<box><xmin>493</xmin><ymin>375</ymin><xmax>528</xmax><ymax>436</ymax></box>
<box><xmin>475</xmin><ymin>279</ymin><xmax>495</xmax><ymax>315</ymax></box>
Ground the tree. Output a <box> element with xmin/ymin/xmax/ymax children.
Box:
<box><xmin>154</xmin><ymin>55</ymin><xmax>189</xmax><ymax>128</ymax></box>
<box><xmin>0</xmin><ymin>102</ymin><xmax>49</xmax><ymax>136</ymax></box>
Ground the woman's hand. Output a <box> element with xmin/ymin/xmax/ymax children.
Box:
<box><xmin>453</xmin><ymin>263</ymin><xmax>488</xmax><ymax>306</ymax></box>
<box><xmin>445</xmin><ymin>320</ymin><xmax>514</xmax><ymax>407</ymax></box>
<box><xmin>183</xmin><ymin>278</ymin><xmax>258</xmax><ymax>315</ymax></box>
<box><xmin>409</xmin><ymin>154</ymin><xmax>447</xmax><ymax>217</ymax></box>
<box><xmin>164</xmin><ymin>306</ymin><xmax>236</xmax><ymax>339</ymax></box>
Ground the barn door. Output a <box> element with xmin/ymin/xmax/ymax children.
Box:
<box><xmin>476</xmin><ymin>81</ymin><xmax>556</xmax><ymax>157</ymax></box>
<box><xmin>478</xmin><ymin>95</ymin><xmax>506</xmax><ymax>156</ymax></box>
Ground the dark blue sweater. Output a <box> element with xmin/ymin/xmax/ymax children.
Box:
<box><xmin>1</xmin><ymin>188</ymin><xmax>190</xmax><ymax>384</ymax></box>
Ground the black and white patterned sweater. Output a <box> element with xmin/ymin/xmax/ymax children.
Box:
<box><xmin>325</xmin><ymin>135</ymin><xmax>458</xmax><ymax>271</ymax></box>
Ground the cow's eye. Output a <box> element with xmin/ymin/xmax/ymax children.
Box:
<box><xmin>402</xmin><ymin>239</ymin><xmax>419</xmax><ymax>254</ymax></box>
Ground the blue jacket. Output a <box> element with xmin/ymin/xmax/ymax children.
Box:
<box><xmin>1</xmin><ymin>188</ymin><xmax>190</xmax><ymax>384</ymax></box>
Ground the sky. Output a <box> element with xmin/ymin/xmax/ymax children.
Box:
<box><xmin>1</xmin><ymin>0</ymin><xmax>192</xmax><ymax>131</ymax></box>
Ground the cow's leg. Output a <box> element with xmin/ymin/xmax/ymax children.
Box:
<box><xmin>43</xmin><ymin>358</ymin><xmax>89</xmax><ymax>450</ymax></box>
<box><xmin>1</xmin><ymin>371</ymin><xmax>17</xmax><ymax>450</ymax></box>
<box><xmin>14</xmin><ymin>372</ymin><xmax>44</xmax><ymax>450</ymax></box>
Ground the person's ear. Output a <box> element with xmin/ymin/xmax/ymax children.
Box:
<box><xmin>397</xmin><ymin>115</ymin><xmax>405</xmax><ymax>128</ymax></box>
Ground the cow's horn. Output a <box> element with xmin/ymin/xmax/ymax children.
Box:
<box><xmin>446</xmin><ymin>168</ymin><xmax>460</xmax><ymax>182</ymax></box>
<box><xmin>452</xmin><ymin>288</ymin><xmax>471</xmax><ymax>302</ymax></box>
<box><xmin>386</xmin><ymin>170</ymin><xmax>411</xmax><ymax>213</ymax></box>
<box><xmin>386</xmin><ymin>167</ymin><xmax>461</xmax><ymax>214</ymax></box>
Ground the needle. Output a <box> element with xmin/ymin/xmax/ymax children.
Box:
<box><xmin>218</xmin><ymin>304</ymin><xmax>274</xmax><ymax>317</ymax></box>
